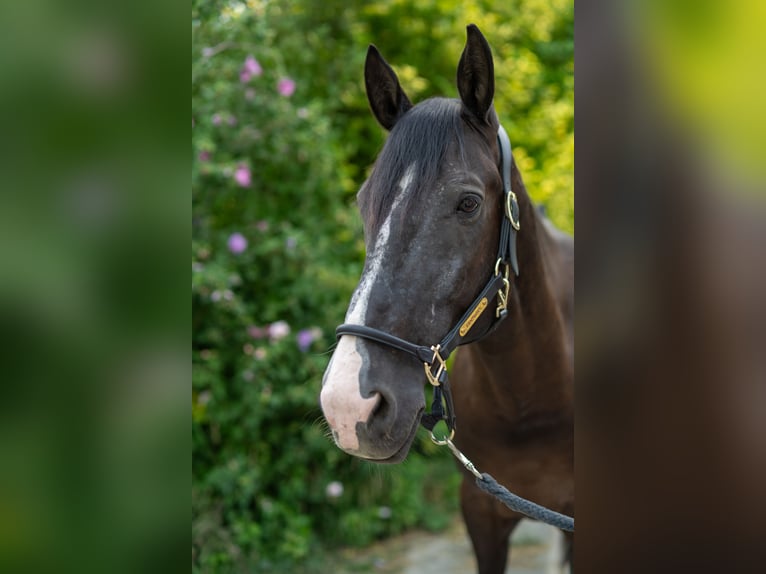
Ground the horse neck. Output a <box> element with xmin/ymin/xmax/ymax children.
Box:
<box><xmin>472</xmin><ymin>175</ymin><xmax>573</xmax><ymax>424</ymax></box>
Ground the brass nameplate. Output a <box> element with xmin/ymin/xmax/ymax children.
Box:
<box><xmin>459</xmin><ymin>297</ymin><xmax>488</xmax><ymax>337</ymax></box>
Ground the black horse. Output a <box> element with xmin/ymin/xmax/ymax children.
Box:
<box><xmin>320</xmin><ymin>25</ymin><xmax>573</xmax><ymax>573</ymax></box>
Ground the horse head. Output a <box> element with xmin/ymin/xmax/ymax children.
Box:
<box><xmin>321</xmin><ymin>25</ymin><xmax>508</xmax><ymax>462</ymax></box>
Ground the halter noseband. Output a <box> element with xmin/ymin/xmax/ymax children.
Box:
<box><xmin>336</xmin><ymin>124</ymin><xmax>520</xmax><ymax>440</ymax></box>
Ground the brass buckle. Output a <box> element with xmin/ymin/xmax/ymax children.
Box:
<box><xmin>505</xmin><ymin>191</ymin><xmax>521</xmax><ymax>231</ymax></box>
<box><xmin>494</xmin><ymin>259</ymin><xmax>511</xmax><ymax>318</ymax></box>
<box><xmin>423</xmin><ymin>344</ymin><xmax>447</xmax><ymax>387</ymax></box>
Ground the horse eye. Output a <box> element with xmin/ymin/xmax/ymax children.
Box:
<box><xmin>458</xmin><ymin>195</ymin><xmax>481</xmax><ymax>214</ymax></box>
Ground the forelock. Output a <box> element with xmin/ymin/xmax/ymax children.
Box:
<box><xmin>359</xmin><ymin>98</ymin><xmax>467</xmax><ymax>235</ymax></box>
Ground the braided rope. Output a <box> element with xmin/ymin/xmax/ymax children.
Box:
<box><xmin>475</xmin><ymin>472</ymin><xmax>574</xmax><ymax>532</ymax></box>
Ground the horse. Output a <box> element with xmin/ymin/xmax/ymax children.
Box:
<box><xmin>320</xmin><ymin>25</ymin><xmax>574</xmax><ymax>574</ymax></box>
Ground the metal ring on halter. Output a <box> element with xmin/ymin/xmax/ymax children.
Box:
<box><xmin>430</xmin><ymin>427</ymin><xmax>456</xmax><ymax>445</ymax></box>
<box><xmin>423</xmin><ymin>344</ymin><xmax>446</xmax><ymax>387</ymax></box>
<box><xmin>505</xmin><ymin>191</ymin><xmax>521</xmax><ymax>231</ymax></box>
<box><xmin>494</xmin><ymin>259</ymin><xmax>511</xmax><ymax>317</ymax></box>
<box><xmin>495</xmin><ymin>258</ymin><xmax>506</xmax><ymax>277</ymax></box>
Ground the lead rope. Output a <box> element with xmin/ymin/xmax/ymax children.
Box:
<box><xmin>434</xmin><ymin>434</ymin><xmax>575</xmax><ymax>532</ymax></box>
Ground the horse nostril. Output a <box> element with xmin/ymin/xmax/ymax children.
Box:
<box><xmin>371</xmin><ymin>392</ymin><xmax>384</xmax><ymax>414</ymax></box>
<box><xmin>368</xmin><ymin>390</ymin><xmax>391</xmax><ymax>422</ymax></box>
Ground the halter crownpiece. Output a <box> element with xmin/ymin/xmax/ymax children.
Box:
<box><xmin>497</xmin><ymin>124</ymin><xmax>520</xmax><ymax>275</ymax></box>
<box><xmin>336</xmin><ymin>123</ymin><xmax>521</xmax><ymax>437</ymax></box>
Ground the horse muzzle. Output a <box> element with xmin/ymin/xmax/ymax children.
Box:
<box><xmin>320</xmin><ymin>335</ymin><xmax>424</xmax><ymax>461</ymax></box>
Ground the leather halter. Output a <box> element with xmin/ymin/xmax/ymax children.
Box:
<box><xmin>336</xmin><ymin>124</ymin><xmax>520</xmax><ymax>438</ymax></box>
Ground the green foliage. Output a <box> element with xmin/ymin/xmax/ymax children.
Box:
<box><xmin>192</xmin><ymin>1</ymin><xmax>572</xmax><ymax>571</ymax></box>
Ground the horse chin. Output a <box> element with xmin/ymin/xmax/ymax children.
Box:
<box><xmin>356</xmin><ymin>406</ymin><xmax>423</xmax><ymax>464</ymax></box>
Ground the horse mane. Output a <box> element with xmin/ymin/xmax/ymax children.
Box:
<box><xmin>359</xmin><ymin>97</ymin><xmax>467</xmax><ymax>235</ymax></box>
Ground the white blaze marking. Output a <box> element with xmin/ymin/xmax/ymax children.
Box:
<box><xmin>346</xmin><ymin>164</ymin><xmax>414</xmax><ymax>324</ymax></box>
<box><xmin>320</xmin><ymin>164</ymin><xmax>416</xmax><ymax>452</ymax></box>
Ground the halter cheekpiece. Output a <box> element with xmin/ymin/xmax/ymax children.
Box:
<box><xmin>336</xmin><ymin>124</ymin><xmax>520</xmax><ymax>440</ymax></box>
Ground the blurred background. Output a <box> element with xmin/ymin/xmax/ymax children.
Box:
<box><xmin>191</xmin><ymin>1</ymin><xmax>572</xmax><ymax>572</ymax></box>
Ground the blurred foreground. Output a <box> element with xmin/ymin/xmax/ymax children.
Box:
<box><xmin>576</xmin><ymin>0</ymin><xmax>766</xmax><ymax>572</ymax></box>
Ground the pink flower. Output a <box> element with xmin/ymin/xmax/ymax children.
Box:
<box><xmin>248</xmin><ymin>325</ymin><xmax>267</xmax><ymax>339</ymax></box>
<box><xmin>296</xmin><ymin>327</ymin><xmax>321</xmax><ymax>352</ymax></box>
<box><xmin>227</xmin><ymin>232</ymin><xmax>247</xmax><ymax>254</ymax></box>
<box><xmin>234</xmin><ymin>165</ymin><xmax>251</xmax><ymax>187</ymax></box>
<box><xmin>296</xmin><ymin>329</ymin><xmax>313</xmax><ymax>352</ymax></box>
<box><xmin>239</xmin><ymin>56</ymin><xmax>262</xmax><ymax>83</ymax></box>
<box><xmin>277</xmin><ymin>77</ymin><xmax>296</xmax><ymax>97</ymax></box>
<box><xmin>268</xmin><ymin>320</ymin><xmax>290</xmax><ymax>341</ymax></box>
<box><xmin>326</xmin><ymin>481</ymin><xmax>344</xmax><ymax>498</ymax></box>
<box><xmin>212</xmin><ymin>113</ymin><xmax>222</xmax><ymax>125</ymax></box>
<box><xmin>198</xmin><ymin>150</ymin><xmax>211</xmax><ymax>162</ymax></box>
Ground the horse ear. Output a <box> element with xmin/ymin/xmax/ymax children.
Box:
<box><xmin>365</xmin><ymin>45</ymin><xmax>413</xmax><ymax>131</ymax></box>
<box><xmin>456</xmin><ymin>24</ymin><xmax>495</xmax><ymax>123</ymax></box>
